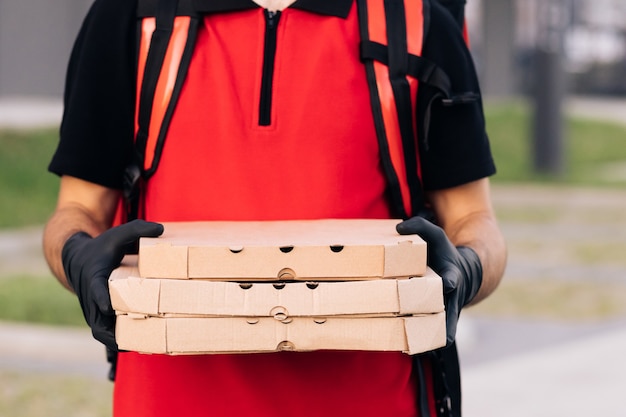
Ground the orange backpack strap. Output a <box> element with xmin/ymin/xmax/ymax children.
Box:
<box><xmin>358</xmin><ymin>0</ymin><xmax>431</xmax><ymax>219</ymax></box>
<box><xmin>123</xmin><ymin>0</ymin><xmax>200</xmax><ymax>220</ymax></box>
<box><xmin>358</xmin><ymin>0</ymin><xmax>475</xmax><ymax>219</ymax></box>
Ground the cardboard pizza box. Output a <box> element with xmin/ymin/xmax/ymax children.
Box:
<box><xmin>115</xmin><ymin>313</ymin><xmax>447</xmax><ymax>355</ymax></box>
<box><xmin>109</xmin><ymin>256</ymin><xmax>444</xmax><ymax>318</ymax></box>
<box><xmin>138</xmin><ymin>219</ymin><xmax>426</xmax><ymax>280</ymax></box>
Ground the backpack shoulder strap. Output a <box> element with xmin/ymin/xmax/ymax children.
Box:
<box><xmin>124</xmin><ymin>0</ymin><xmax>200</xmax><ymax>221</ymax></box>
<box><xmin>357</xmin><ymin>0</ymin><xmax>434</xmax><ymax>220</ymax></box>
<box><xmin>358</xmin><ymin>0</ymin><xmax>476</xmax><ymax>220</ymax></box>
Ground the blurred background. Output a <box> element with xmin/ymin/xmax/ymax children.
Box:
<box><xmin>0</xmin><ymin>0</ymin><xmax>625</xmax><ymax>416</ymax></box>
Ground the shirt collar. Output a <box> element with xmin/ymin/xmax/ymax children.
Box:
<box><xmin>193</xmin><ymin>0</ymin><xmax>353</xmax><ymax>18</ymax></box>
<box><xmin>291</xmin><ymin>0</ymin><xmax>353</xmax><ymax>17</ymax></box>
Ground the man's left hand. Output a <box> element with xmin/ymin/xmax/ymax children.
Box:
<box><xmin>396</xmin><ymin>216</ymin><xmax>482</xmax><ymax>346</ymax></box>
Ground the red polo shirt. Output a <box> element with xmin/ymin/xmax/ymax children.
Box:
<box><xmin>113</xmin><ymin>3</ymin><xmax>426</xmax><ymax>417</ymax></box>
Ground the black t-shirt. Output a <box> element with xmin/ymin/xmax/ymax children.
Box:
<box><xmin>49</xmin><ymin>0</ymin><xmax>495</xmax><ymax>192</ymax></box>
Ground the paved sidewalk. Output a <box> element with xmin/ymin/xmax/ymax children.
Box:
<box><xmin>0</xmin><ymin>97</ymin><xmax>62</xmax><ymax>129</ymax></box>
<box><xmin>566</xmin><ymin>95</ymin><xmax>626</xmax><ymax>126</ymax></box>
<box><xmin>461</xmin><ymin>318</ymin><xmax>626</xmax><ymax>416</ymax></box>
<box><xmin>0</xmin><ymin>226</ymin><xmax>48</xmax><ymax>276</ymax></box>
<box><xmin>0</xmin><ymin>321</ymin><xmax>108</xmax><ymax>378</ymax></box>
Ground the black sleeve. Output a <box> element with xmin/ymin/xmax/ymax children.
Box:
<box><xmin>48</xmin><ymin>0</ymin><xmax>138</xmax><ymax>190</ymax></box>
<box><xmin>417</xmin><ymin>1</ymin><xmax>496</xmax><ymax>191</ymax></box>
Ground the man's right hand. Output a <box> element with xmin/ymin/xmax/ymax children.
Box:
<box><xmin>61</xmin><ymin>219</ymin><xmax>164</xmax><ymax>349</ymax></box>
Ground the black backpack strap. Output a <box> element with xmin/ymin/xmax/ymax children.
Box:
<box><xmin>356</xmin><ymin>0</ymin><xmax>407</xmax><ymax>219</ymax></box>
<box><xmin>413</xmin><ymin>354</ymin><xmax>435</xmax><ymax>417</ymax></box>
<box><xmin>357</xmin><ymin>0</ymin><xmax>432</xmax><ymax>220</ymax></box>
<box><xmin>383</xmin><ymin>0</ymin><xmax>426</xmax><ymax>218</ymax></box>
<box><xmin>360</xmin><ymin>3</ymin><xmax>478</xmax><ymax>154</ymax></box>
<box><xmin>360</xmin><ymin>40</ymin><xmax>453</xmax><ymax>100</ymax></box>
<box><xmin>430</xmin><ymin>343</ymin><xmax>462</xmax><ymax>417</ymax></box>
<box><xmin>124</xmin><ymin>0</ymin><xmax>179</xmax><ymax>221</ymax></box>
<box><xmin>411</xmin><ymin>343</ymin><xmax>462</xmax><ymax>417</ymax></box>
<box><xmin>124</xmin><ymin>0</ymin><xmax>200</xmax><ymax>221</ymax></box>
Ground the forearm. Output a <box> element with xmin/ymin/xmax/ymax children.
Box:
<box><xmin>442</xmin><ymin>210</ymin><xmax>507</xmax><ymax>304</ymax></box>
<box><xmin>42</xmin><ymin>176</ymin><xmax>120</xmax><ymax>290</ymax></box>
<box><xmin>43</xmin><ymin>205</ymin><xmax>110</xmax><ymax>289</ymax></box>
<box><xmin>426</xmin><ymin>179</ymin><xmax>507</xmax><ymax>304</ymax></box>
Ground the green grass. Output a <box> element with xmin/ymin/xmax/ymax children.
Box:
<box><xmin>484</xmin><ymin>103</ymin><xmax>533</xmax><ymax>182</ymax></box>
<box><xmin>485</xmin><ymin>102</ymin><xmax>626</xmax><ymax>185</ymax></box>
<box><xmin>0</xmin><ymin>128</ymin><xmax>60</xmax><ymax>228</ymax></box>
<box><xmin>0</xmin><ymin>274</ymin><xmax>86</xmax><ymax>327</ymax></box>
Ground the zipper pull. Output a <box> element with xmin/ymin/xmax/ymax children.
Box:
<box><xmin>265</xmin><ymin>10</ymin><xmax>280</xmax><ymax>29</ymax></box>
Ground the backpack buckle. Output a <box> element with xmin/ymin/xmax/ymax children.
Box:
<box><xmin>123</xmin><ymin>163</ymin><xmax>142</xmax><ymax>221</ymax></box>
<box><xmin>437</xmin><ymin>394</ymin><xmax>453</xmax><ymax>417</ymax></box>
<box><xmin>441</xmin><ymin>92</ymin><xmax>480</xmax><ymax>106</ymax></box>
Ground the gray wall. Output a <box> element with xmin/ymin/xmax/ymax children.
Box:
<box><xmin>0</xmin><ymin>0</ymin><xmax>92</xmax><ymax>98</ymax></box>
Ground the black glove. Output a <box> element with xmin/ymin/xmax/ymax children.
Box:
<box><xmin>62</xmin><ymin>219</ymin><xmax>164</xmax><ymax>350</ymax></box>
<box><xmin>396</xmin><ymin>216</ymin><xmax>482</xmax><ymax>346</ymax></box>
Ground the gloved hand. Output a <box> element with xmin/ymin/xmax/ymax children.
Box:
<box><xmin>396</xmin><ymin>216</ymin><xmax>482</xmax><ymax>346</ymax></box>
<box><xmin>62</xmin><ymin>219</ymin><xmax>164</xmax><ymax>350</ymax></box>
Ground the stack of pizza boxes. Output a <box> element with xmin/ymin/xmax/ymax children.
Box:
<box><xmin>109</xmin><ymin>219</ymin><xmax>446</xmax><ymax>355</ymax></box>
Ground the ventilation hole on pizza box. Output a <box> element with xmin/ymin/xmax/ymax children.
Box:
<box><xmin>306</xmin><ymin>282</ymin><xmax>319</xmax><ymax>290</ymax></box>
<box><xmin>270</xmin><ymin>306</ymin><xmax>288</xmax><ymax>321</ymax></box>
<box><xmin>278</xmin><ymin>268</ymin><xmax>295</xmax><ymax>280</ymax></box>
<box><xmin>272</xmin><ymin>282</ymin><xmax>286</xmax><ymax>290</ymax></box>
<box><xmin>313</xmin><ymin>318</ymin><xmax>327</xmax><ymax>324</ymax></box>
<box><xmin>229</xmin><ymin>246</ymin><xmax>244</xmax><ymax>254</ymax></box>
<box><xmin>246</xmin><ymin>318</ymin><xmax>259</xmax><ymax>325</ymax></box>
<box><xmin>279</xmin><ymin>246</ymin><xmax>294</xmax><ymax>253</ymax></box>
<box><xmin>330</xmin><ymin>245</ymin><xmax>344</xmax><ymax>253</ymax></box>
<box><xmin>277</xmin><ymin>341</ymin><xmax>296</xmax><ymax>351</ymax></box>
<box><xmin>239</xmin><ymin>283</ymin><xmax>253</xmax><ymax>290</ymax></box>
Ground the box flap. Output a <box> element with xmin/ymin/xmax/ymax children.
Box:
<box><xmin>116</xmin><ymin>314</ymin><xmax>167</xmax><ymax>354</ymax></box>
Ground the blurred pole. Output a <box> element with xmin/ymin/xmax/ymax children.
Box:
<box><xmin>533</xmin><ymin>0</ymin><xmax>570</xmax><ymax>175</ymax></box>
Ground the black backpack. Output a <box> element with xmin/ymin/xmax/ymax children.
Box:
<box><xmin>125</xmin><ymin>0</ymin><xmax>475</xmax><ymax>223</ymax></box>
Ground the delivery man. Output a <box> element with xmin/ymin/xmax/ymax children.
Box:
<box><xmin>43</xmin><ymin>0</ymin><xmax>506</xmax><ymax>416</ymax></box>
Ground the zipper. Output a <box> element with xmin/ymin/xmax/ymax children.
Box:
<box><xmin>258</xmin><ymin>10</ymin><xmax>281</xmax><ymax>126</ymax></box>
